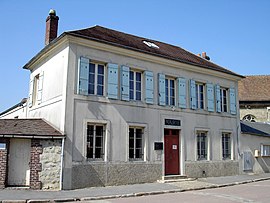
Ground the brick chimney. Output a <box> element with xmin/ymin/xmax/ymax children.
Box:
<box><xmin>45</xmin><ymin>9</ymin><xmax>59</xmax><ymax>46</ymax></box>
<box><xmin>201</xmin><ymin>52</ymin><xmax>210</xmax><ymax>60</ymax></box>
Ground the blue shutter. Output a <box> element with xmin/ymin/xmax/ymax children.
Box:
<box><xmin>190</xmin><ymin>79</ymin><xmax>196</xmax><ymax>109</ymax></box>
<box><xmin>37</xmin><ymin>71</ymin><xmax>44</xmax><ymax>104</ymax></box>
<box><xmin>206</xmin><ymin>83</ymin><xmax>214</xmax><ymax>112</ymax></box>
<box><xmin>145</xmin><ymin>71</ymin><xmax>154</xmax><ymax>104</ymax></box>
<box><xmin>230</xmin><ymin>87</ymin><xmax>236</xmax><ymax>115</ymax></box>
<box><xmin>177</xmin><ymin>77</ymin><xmax>186</xmax><ymax>108</ymax></box>
<box><xmin>107</xmin><ymin>63</ymin><xmax>118</xmax><ymax>99</ymax></box>
<box><xmin>216</xmin><ymin>85</ymin><xmax>221</xmax><ymax>113</ymax></box>
<box><xmin>78</xmin><ymin>57</ymin><xmax>89</xmax><ymax>95</ymax></box>
<box><xmin>28</xmin><ymin>78</ymin><xmax>33</xmax><ymax>107</ymax></box>
<box><xmin>121</xmin><ymin>65</ymin><xmax>130</xmax><ymax>101</ymax></box>
<box><xmin>158</xmin><ymin>73</ymin><xmax>165</xmax><ymax>105</ymax></box>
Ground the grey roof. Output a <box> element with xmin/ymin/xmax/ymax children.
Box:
<box><xmin>241</xmin><ymin>121</ymin><xmax>270</xmax><ymax>137</ymax></box>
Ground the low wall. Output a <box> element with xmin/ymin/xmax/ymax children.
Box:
<box><xmin>185</xmin><ymin>161</ymin><xmax>239</xmax><ymax>178</ymax></box>
<box><xmin>71</xmin><ymin>162</ymin><xmax>162</xmax><ymax>189</ymax></box>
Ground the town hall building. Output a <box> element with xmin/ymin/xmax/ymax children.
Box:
<box><xmin>0</xmin><ymin>10</ymin><xmax>244</xmax><ymax>190</ymax></box>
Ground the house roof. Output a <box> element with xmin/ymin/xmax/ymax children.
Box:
<box><xmin>66</xmin><ymin>26</ymin><xmax>242</xmax><ymax>78</ymax></box>
<box><xmin>241</xmin><ymin>121</ymin><xmax>270</xmax><ymax>137</ymax></box>
<box><xmin>0</xmin><ymin>119</ymin><xmax>64</xmax><ymax>138</ymax></box>
<box><xmin>24</xmin><ymin>25</ymin><xmax>243</xmax><ymax>79</ymax></box>
<box><xmin>238</xmin><ymin>75</ymin><xmax>270</xmax><ymax>102</ymax></box>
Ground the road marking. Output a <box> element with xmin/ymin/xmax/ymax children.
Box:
<box><xmin>189</xmin><ymin>191</ymin><xmax>259</xmax><ymax>203</ymax></box>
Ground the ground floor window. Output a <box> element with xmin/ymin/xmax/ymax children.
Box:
<box><xmin>129</xmin><ymin>127</ymin><xmax>144</xmax><ymax>160</ymax></box>
<box><xmin>87</xmin><ymin>124</ymin><xmax>105</xmax><ymax>160</ymax></box>
<box><xmin>222</xmin><ymin>133</ymin><xmax>231</xmax><ymax>160</ymax></box>
<box><xmin>261</xmin><ymin>145</ymin><xmax>270</xmax><ymax>156</ymax></box>
<box><xmin>197</xmin><ymin>131</ymin><xmax>207</xmax><ymax>160</ymax></box>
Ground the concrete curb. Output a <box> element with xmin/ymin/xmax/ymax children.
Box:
<box><xmin>1</xmin><ymin>177</ymin><xmax>270</xmax><ymax>203</ymax></box>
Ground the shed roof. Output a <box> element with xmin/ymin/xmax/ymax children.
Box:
<box><xmin>0</xmin><ymin>119</ymin><xmax>64</xmax><ymax>138</ymax></box>
<box><xmin>241</xmin><ymin>121</ymin><xmax>270</xmax><ymax>137</ymax></box>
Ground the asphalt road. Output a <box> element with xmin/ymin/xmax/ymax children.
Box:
<box><xmin>82</xmin><ymin>180</ymin><xmax>270</xmax><ymax>203</ymax></box>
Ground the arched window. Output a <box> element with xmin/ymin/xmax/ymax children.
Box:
<box><xmin>242</xmin><ymin>114</ymin><xmax>256</xmax><ymax>122</ymax></box>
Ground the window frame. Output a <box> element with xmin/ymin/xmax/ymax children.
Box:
<box><xmin>261</xmin><ymin>144</ymin><xmax>270</xmax><ymax>157</ymax></box>
<box><xmin>195</xmin><ymin>82</ymin><xmax>205</xmax><ymax>110</ymax></box>
<box><xmin>129</xmin><ymin>70</ymin><xmax>142</xmax><ymax>101</ymax></box>
<box><xmin>220</xmin><ymin>87</ymin><xmax>228</xmax><ymax>113</ymax></box>
<box><xmin>165</xmin><ymin>77</ymin><xmax>176</xmax><ymax>106</ymax></box>
<box><xmin>32</xmin><ymin>74</ymin><xmax>40</xmax><ymax>106</ymax></box>
<box><xmin>222</xmin><ymin>132</ymin><xmax>231</xmax><ymax>160</ymax></box>
<box><xmin>88</xmin><ymin>62</ymin><xmax>106</xmax><ymax>96</ymax></box>
<box><xmin>129</xmin><ymin>126</ymin><xmax>144</xmax><ymax>161</ymax></box>
<box><xmin>196</xmin><ymin>131</ymin><xmax>208</xmax><ymax>160</ymax></box>
<box><xmin>86</xmin><ymin>123</ymin><xmax>106</xmax><ymax>161</ymax></box>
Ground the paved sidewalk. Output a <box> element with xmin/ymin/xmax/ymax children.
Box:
<box><xmin>0</xmin><ymin>173</ymin><xmax>270</xmax><ymax>202</ymax></box>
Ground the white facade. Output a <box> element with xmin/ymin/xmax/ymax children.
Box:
<box><xmin>19</xmin><ymin>31</ymin><xmax>243</xmax><ymax>189</ymax></box>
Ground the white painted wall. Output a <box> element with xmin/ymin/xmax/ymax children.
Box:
<box><xmin>240</xmin><ymin>133</ymin><xmax>270</xmax><ymax>173</ymax></box>
<box><xmin>27</xmin><ymin>44</ymin><xmax>69</xmax><ymax>132</ymax></box>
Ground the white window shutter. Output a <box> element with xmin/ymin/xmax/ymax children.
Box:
<box><xmin>78</xmin><ymin>57</ymin><xmax>89</xmax><ymax>95</ymax></box>
<box><xmin>190</xmin><ymin>79</ymin><xmax>196</xmax><ymax>109</ymax></box>
<box><xmin>121</xmin><ymin>65</ymin><xmax>130</xmax><ymax>101</ymax></box>
<box><xmin>177</xmin><ymin>77</ymin><xmax>187</xmax><ymax>108</ymax></box>
<box><xmin>216</xmin><ymin>85</ymin><xmax>221</xmax><ymax>113</ymax></box>
<box><xmin>37</xmin><ymin>71</ymin><xmax>44</xmax><ymax>104</ymax></box>
<box><xmin>206</xmin><ymin>83</ymin><xmax>214</xmax><ymax>112</ymax></box>
<box><xmin>145</xmin><ymin>71</ymin><xmax>154</xmax><ymax>104</ymax></box>
<box><xmin>107</xmin><ymin>63</ymin><xmax>119</xmax><ymax>99</ymax></box>
<box><xmin>158</xmin><ymin>73</ymin><xmax>165</xmax><ymax>106</ymax></box>
<box><xmin>28</xmin><ymin>78</ymin><xmax>33</xmax><ymax>107</ymax></box>
<box><xmin>230</xmin><ymin>87</ymin><xmax>236</xmax><ymax>115</ymax></box>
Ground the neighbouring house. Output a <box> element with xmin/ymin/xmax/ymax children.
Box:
<box><xmin>0</xmin><ymin>10</ymin><xmax>244</xmax><ymax>190</ymax></box>
<box><xmin>0</xmin><ymin>98</ymin><xmax>27</xmax><ymax>119</ymax></box>
<box><xmin>238</xmin><ymin>75</ymin><xmax>270</xmax><ymax>123</ymax></box>
<box><xmin>240</xmin><ymin>121</ymin><xmax>270</xmax><ymax>173</ymax></box>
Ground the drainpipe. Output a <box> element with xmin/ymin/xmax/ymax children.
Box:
<box><xmin>60</xmin><ymin>137</ymin><xmax>65</xmax><ymax>190</ymax></box>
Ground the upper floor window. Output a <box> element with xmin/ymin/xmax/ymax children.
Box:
<box><xmin>86</xmin><ymin>124</ymin><xmax>105</xmax><ymax>160</ymax></box>
<box><xmin>220</xmin><ymin>88</ymin><xmax>228</xmax><ymax>112</ymax></box>
<box><xmin>165</xmin><ymin>78</ymin><xmax>175</xmax><ymax>106</ymax></box>
<box><xmin>195</xmin><ymin>83</ymin><xmax>205</xmax><ymax>109</ymax></box>
<box><xmin>89</xmin><ymin>63</ymin><xmax>105</xmax><ymax>96</ymax></box>
<box><xmin>129</xmin><ymin>70</ymin><xmax>142</xmax><ymax>101</ymax></box>
<box><xmin>129</xmin><ymin>127</ymin><xmax>144</xmax><ymax>160</ymax></box>
<box><xmin>222</xmin><ymin>133</ymin><xmax>231</xmax><ymax>160</ymax></box>
<box><xmin>197</xmin><ymin>131</ymin><xmax>208</xmax><ymax>160</ymax></box>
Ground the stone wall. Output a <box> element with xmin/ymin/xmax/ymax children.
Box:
<box><xmin>39</xmin><ymin>140</ymin><xmax>62</xmax><ymax>190</ymax></box>
<box><xmin>71</xmin><ymin>162</ymin><xmax>162</xmax><ymax>189</ymax></box>
<box><xmin>240</xmin><ymin>107</ymin><xmax>269</xmax><ymax>122</ymax></box>
<box><xmin>185</xmin><ymin>161</ymin><xmax>239</xmax><ymax>178</ymax></box>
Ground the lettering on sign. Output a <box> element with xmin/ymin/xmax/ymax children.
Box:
<box><xmin>165</xmin><ymin>119</ymin><xmax>181</xmax><ymax>126</ymax></box>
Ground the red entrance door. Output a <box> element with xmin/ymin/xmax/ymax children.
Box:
<box><xmin>164</xmin><ymin>129</ymin><xmax>180</xmax><ymax>175</ymax></box>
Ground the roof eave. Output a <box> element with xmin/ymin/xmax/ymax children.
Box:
<box><xmin>22</xmin><ymin>33</ymin><xmax>68</xmax><ymax>70</ymax></box>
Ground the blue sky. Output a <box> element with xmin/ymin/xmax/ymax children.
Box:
<box><xmin>0</xmin><ymin>0</ymin><xmax>269</xmax><ymax>113</ymax></box>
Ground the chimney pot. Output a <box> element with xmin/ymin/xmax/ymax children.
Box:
<box><xmin>45</xmin><ymin>9</ymin><xmax>59</xmax><ymax>46</ymax></box>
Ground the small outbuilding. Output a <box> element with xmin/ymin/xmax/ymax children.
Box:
<box><xmin>240</xmin><ymin>121</ymin><xmax>270</xmax><ymax>173</ymax></box>
<box><xmin>0</xmin><ymin>119</ymin><xmax>64</xmax><ymax>189</ymax></box>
